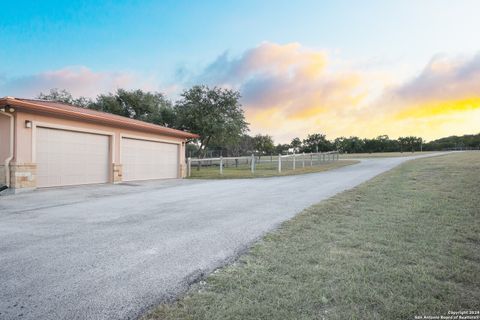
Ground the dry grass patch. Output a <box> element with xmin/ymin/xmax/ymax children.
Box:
<box><xmin>188</xmin><ymin>160</ymin><xmax>358</xmax><ymax>179</ymax></box>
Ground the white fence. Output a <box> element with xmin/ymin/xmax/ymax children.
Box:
<box><xmin>187</xmin><ymin>151</ymin><xmax>339</xmax><ymax>177</ymax></box>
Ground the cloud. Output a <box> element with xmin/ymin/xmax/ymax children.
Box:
<box><xmin>394</xmin><ymin>53</ymin><xmax>480</xmax><ymax>103</ymax></box>
<box><xmin>193</xmin><ymin>42</ymin><xmax>382</xmax><ymax>142</ymax></box>
<box><xmin>2</xmin><ymin>45</ymin><xmax>478</xmax><ymax>142</ymax></box>
<box><xmin>199</xmin><ymin>43</ymin><xmax>329</xmax><ymax>86</ymax></box>
<box><xmin>192</xmin><ymin>43</ymin><xmax>480</xmax><ymax>142</ymax></box>
<box><xmin>369</xmin><ymin>53</ymin><xmax>480</xmax><ymax>139</ymax></box>
<box><xmin>0</xmin><ymin>66</ymin><xmax>158</xmax><ymax>98</ymax></box>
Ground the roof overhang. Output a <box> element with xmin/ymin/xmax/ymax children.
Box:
<box><xmin>0</xmin><ymin>97</ymin><xmax>199</xmax><ymax>140</ymax></box>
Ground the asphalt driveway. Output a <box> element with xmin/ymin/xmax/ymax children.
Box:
<box><xmin>0</xmin><ymin>154</ymin><xmax>446</xmax><ymax>320</ymax></box>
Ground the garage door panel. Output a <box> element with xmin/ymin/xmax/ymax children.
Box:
<box><xmin>122</xmin><ymin>138</ymin><xmax>179</xmax><ymax>181</ymax></box>
<box><xmin>36</xmin><ymin>127</ymin><xmax>110</xmax><ymax>188</ymax></box>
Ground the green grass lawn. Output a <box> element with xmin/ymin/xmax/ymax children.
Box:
<box><xmin>144</xmin><ymin>152</ymin><xmax>480</xmax><ymax>320</ymax></box>
<box><xmin>188</xmin><ymin>160</ymin><xmax>358</xmax><ymax>179</ymax></box>
<box><xmin>339</xmin><ymin>151</ymin><xmax>436</xmax><ymax>159</ymax></box>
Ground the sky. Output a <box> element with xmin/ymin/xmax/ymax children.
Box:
<box><xmin>1</xmin><ymin>0</ymin><xmax>479</xmax><ymax>142</ymax></box>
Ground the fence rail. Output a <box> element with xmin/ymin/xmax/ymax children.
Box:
<box><xmin>186</xmin><ymin>151</ymin><xmax>339</xmax><ymax>177</ymax></box>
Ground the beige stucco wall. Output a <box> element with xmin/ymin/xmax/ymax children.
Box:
<box><xmin>0</xmin><ymin>113</ymin><xmax>12</xmax><ymax>185</ymax></box>
<box><xmin>0</xmin><ymin>113</ymin><xmax>11</xmax><ymax>164</ymax></box>
<box><xmin>13</xmin><ymin>110</ymin><xmax>187</xmax><ymax>182</ymax></box>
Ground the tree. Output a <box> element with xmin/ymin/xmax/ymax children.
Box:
<box><xmin>175</xmin><ymin>85</ymin><xmax>249</xmax><ymax>158</ymax></box>
<box><xmin>398</xmin><ymin>136</ymin><xmax>422</xmax><ymax>152</ymax></box>
<box><xmin>334</xmin><ymin>136</ymin><xmax>365</xmax><ymax>153</ymax></box>
<box><xmin>37</xmin><ymin>88</ymin><xmax>92</xmax><ymax>108</ymax></box>
<box><xmin>231</xmin><ymin>134</ymin><xmax>255</xmax><ymax>156</ymax></box>
<box><xmin>38</xmin><ymin>88</ymin><xmax>175</xmax><ymax>127</ymax></box>
<box><xmin>347</xmin><ymin>137</ymin><xmax>365</xmax><ymax>153</ymax></box>
<box><xmin>377</xmin><ymin>135</ymin><xmax>400</xmax><ymax>152</ymax></box>
<box><xmin>375</xmin><ymin>135</ymin><xmax>391</xmax><ymax>152</ymax></box>
<box><xmin>185</xmin><ymin>143</ymin><xmax>199</xmax><ymax>158</ymax></box>
<box><xmin>253</xmin><ymin>134</ymin><xmax>275</xmax><ymax>157</ymax></box>
<box><xmin>417</xmin><ymin>137</ymin><xmax>424</xmax><ymax>152</ymax></box>
<box><xmin>290</xmin><ymin>137</ymin><xmax>302</xmax><ymax>153</ymax></box>
<box><xmin>334</xmin><ymin>137</ymin><xmax>348</xmax><ymax>153</ymax></box>
<box><xmin>206</xmin><ymin>134</ymin><xmax>255</xmax><ymax>157</ymax></box>
<box><xmin>407</xmin><ymin>136</ymin><xmax>422</xmax><ymax>152</ymax></box>
<box><xmin>362</xmin><ymin>138</ymin><xmax>377</xmax><ymax>153</ymax></box>
<box><xmin>90</xmin><ymin>89</ymin><xmax>176</xmax><ymax>127</ymax></box>
<box><xmin>302</xmin><ymin>133</ymin><xmax>332</xmax><ymax>153</ymax></box>
<box><xmin>397</xmin><ymin>137</ymin><xmax>406</xmax><ymax>153</ymax></box>
<box><xmin>423</xmin><ymin>133</ymin><xmax>480</xmax><ymax>151</ymax></box>
<box><xmin>275</xmin><ymin>143</ymin><xmax>291</xmax><ymax>155</ymax></box>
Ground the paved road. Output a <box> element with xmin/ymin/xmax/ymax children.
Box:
<box><xmin>0</xmin><ymin>154</ymin><xmax>446</xmax><ymax>320</ymax></box>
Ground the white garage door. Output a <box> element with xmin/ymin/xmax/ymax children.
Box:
<box><xmin>122</xmin><ymin>138</ymin><xmax>179</xmax><ymax>181</ymax></box>
<box><xmin>36</xmin><ymin>127</ymin><xmax>110</xmax><ymax>188</ymax></box>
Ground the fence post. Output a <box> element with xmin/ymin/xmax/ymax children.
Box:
<box><xmin>278</xmin><ymin>154</ymin><xmax>282</xmax><ymax>173</ymax></box>
<box><xmin>220</xmin><ymin>156</ymin><xmax>223</xmax><ymax>175</ymax></box>
<box><xmin>293</xmin><ymin>152</ymin><xmax>296</xmax><ymax>170</ymax></box>
<box><xmin>187</xmin><ymin>157</ymin><xmax>191</xmax><ymax>177</ymax></box>
<box><xmin>251</xmin><ymin>153</ymin><xmax>255</xmax><ymax>174</ymax></box>
<box><xmin>310</xmin><ymin>153</ymin><xmax>313</xmax><ymax>166</ymax></box>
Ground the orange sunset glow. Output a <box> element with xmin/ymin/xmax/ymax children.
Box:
<box><xmin>199</xmin><ymin>43</ymin><xmax>480</xmax><ymax>142</ymax></box>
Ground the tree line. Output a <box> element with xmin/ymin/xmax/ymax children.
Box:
<box><xmin>205</xmin><ymin>134</ymin><xmax>426</xmax><ymax>157</ymax></box>
<box><xmin>38</xmin><ymin>88</ymin><xmax>479</xmax><ymax>158</ymax></box>
<box><xmin>238</xmin><ymin>133</ymin><xmax>479</xmax><ymax>156</ymax></box>
<box><xmin>421</xmin><ymin>134</ymin><xmax>480</xmax><ymax>151</ymax></box>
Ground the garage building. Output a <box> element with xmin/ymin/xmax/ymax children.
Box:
<box><xmin>0</xmin><ymin>97</ymin><xmax>198</xmax><ymax>193</ymax></box>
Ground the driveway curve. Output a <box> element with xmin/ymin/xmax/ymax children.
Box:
<box><xmin>0</xmin><ymin>153</ymin><xmax>447</xmax><ymax>320</ymax></box>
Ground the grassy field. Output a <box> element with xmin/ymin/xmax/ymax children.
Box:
<box><xmin>339</xmin><ymin>151</ymin><xmax>436</xmax><ymax>159</ymax></box>
<box><xmin>188</xmin><ymin>160</ymin><xmax>358</xmax><ymax>179</ymax></box>
<box><xmin>145</xmin><ymin>152</ymin><xmax>480</xmax><ymax>320</ymax></box>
